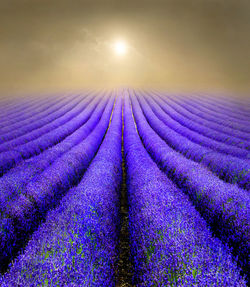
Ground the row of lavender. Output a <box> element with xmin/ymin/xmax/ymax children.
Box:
<box><xmin>0</xmin><ymin>91</ymin><xmax>249</xmax><ymax>286</ymax></box>
<box><xmin>154</xmin><ymin>92</ymin><xmax>250</xmax><ymax>146</ymax></box>
<box><xmin>131</xmin><ymin>89</ymin><xmax>249</xmax><ymax>278</ymax></box>
<box><xmin>140</xmin><ymin>91</ymin><xmax>250</xmax><ymax>189</ymax></box>
<box><xmin>0</xmin><ymin>92</ymin><xmax>117</xmax><ymax>269</ymax></box>
<box><xmin>124</xmin><ymin>93</ymin><xmax>248</xmax><ymax>286</ymax></box>
<box><xmin>0</xmin><ymin>95</ymin><xmax>123</xmax><ymax>286</ymax></box>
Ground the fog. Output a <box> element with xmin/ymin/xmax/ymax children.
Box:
<box><xmin>1</xmin><ymin>0</ymin><xmax>250</xmax><ymax>96</ymax></box>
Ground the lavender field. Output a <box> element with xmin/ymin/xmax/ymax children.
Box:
<box><xmin>0</xmin><ymin>90</ymin><xmax>249</xmax><ymax>286</ymax></box>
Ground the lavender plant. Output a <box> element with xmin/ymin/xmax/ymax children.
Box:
<box><xmin>0</xmin><ymin>95</ymin><xmax>108</xmax><ymax>215</ymax></box>
<box><xmin>0</xmin><ymin>94</ymin><xmax>100</xmax><ymax>176</ymax></box>
<box><xmin>0</xmin><ymin>95</ymin><xmax>63</xmax><ymax>128</ymax></box>
<box><xmin>143</xmin><ymin>92</ymin><xmax>249</xmax><ymax>158</ymax></box>
<box><xmin>0</xmin><ymin>96</ymin><xmax>122</xmax><ymax>287</ymax></box>
<box><xmin>130</xmin><ymin>92</ymin><xmax>250</xmax><ymax>279</ymax></box>
<box><xmin>0</xmin><ymin>95</ymin><xmax>115</xmax><ymax>271</ymax></box>
<box><xmin>0</xmin><ymin>94</ymin><xmax>83</xmax><ymax>143</ymax></box>
<box><xmin>135</xmin><ymin>92</ymin><xmax>250</xmax><ymax>190</ymax></box>
<box><xmin>178</xmin><ymin>94</ymin><xmax>250</xmax><ymax>130</ymax></box>
<box><xmin>149</xmin><ymin>91</ymin><xmax>250</xmax><ymax>150</ymax></box>
<box><xmin>124</xmin><ymin>94</ymin><xmax>246</xmax><ymax>286</ymax></box>
<box><xmin>166</xmin><ymin>94</ymin><xmax>250</xmax><ymax>141</ymax></box>
<box><xmin>0</xmin><ymin>94</ymin><xmax>94</xmax><ymax>152</ymax></box>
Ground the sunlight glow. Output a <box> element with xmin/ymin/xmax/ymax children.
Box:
<box><xmin>113</xmin><ymin>40</ymin><xmax>127</xmax><ymax>56</ymax></box>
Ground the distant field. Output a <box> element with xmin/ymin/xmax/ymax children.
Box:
<box><xmin>0</xmin><ymin>90</ymin><xmax>249</xmax><ymax>286</ymax></box>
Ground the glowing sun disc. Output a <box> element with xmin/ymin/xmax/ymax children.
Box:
<box><xmin>113</xmin><ymin>41</ymin><xmax>127</xmax><ymax>56</ymax></box>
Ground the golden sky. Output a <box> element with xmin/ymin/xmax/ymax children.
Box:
<box><xmin>0</xmin><ymin>0</ymin><xmax>250</xmax><ymax>95</ymax></box>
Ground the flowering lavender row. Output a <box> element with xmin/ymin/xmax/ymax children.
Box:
<box><xmin>0</xmin><ymin>96</ymin><xmax>30</xmax><ymax>110</ymax></box>
<box><xmin>173</xmin><ymin>93</ymin><xmax>249</xmax><ymax>122</ymax></box>
<box><xmin>0</xmin><ymin>96</ymin><xmax>122</xmax><ymax>287</ymax></box>
<box><xmin>149</xmin><ymin>92</ymin><xmax>250</xmax><ymax>150</ymax></box>
<box><xmin>149</xmin><ymin>90</ymin><xmax>250</xmax><ymax>117</ymax></box>
<box><xmin>0</xmin><ymin>94</ymin><xmax>81</xmax><ymax>142</ymax></box>
<box><xmin>184</xmin><ymin>93</ymin><xmax>250</xmax><ymax>123</ymax></box>
<box><xmin>136</xmin><ymin>93</ymin><xmax>250</xmax><ymax>190</ymax></box>
<box><xmin>124</xmin><ymin>94</ymin><xmax>246</xmax><ymax>286</ymax></box>
<box><xmin>0</xmin><ymin>94</ymin><xmax>115</xmax><ymax>271</ymax></box>
<box><xmin>0</xmin><ymin>94</ymin><xmax>87</xmax><ymax>149</ymax></box>
<box><xmin>0</xmin><ymin>94</ymin><xmax>82</xmax><ymax>140</ymax></box>
<box><xmin>130</xmin><ymin>93</ymin><xmax>250</xmax><ymax>278</ymax></box>
<box><xmin>0</xmin><ymin>95</ymin><xmax>65</xmax><ymax>128</ymax></box>
<box><xmin>0</xmin><ymin>90</ymin><xmax>248</xmax><ymax>286</ymax></box>
<box><xmin>0</xmin><ymin>94</ymin><xmax>94</xmax><ymax>152</ymax></box>
<box><xmin>176</xmin><ymin>94</ymin><xmax>250</xmax><ymax>132</ymax></box>
<box><xmin>143</xmin><ymin>93</ymin><xmax>249</xmax><ymax>159</ymax></box>
<box><xmin>0</xmin><ymin>98</ymin><xmax>47</xmax><ymax>126</ymax></box>
<box><xmin>158</xmin><ymin>91</ymin><xmax>250</xmax><ymax>148</ymax></box>
<box><xmin>164</xmin><ymin>94</ymin><xmax>250</xmax><ymax>141</ymax></box>
<box><xmin>0</xmin><ymin>95</ymin><xmax>70</xmax><ymax>133</ymax></box>
<box><xmin>157</xmin><ymin>91</ymin><xmax>250</xmax><ymax>142</ymax></box>
<box><xmin>0</xmin><ymin>94</ymin><xmax>100</xmax><ymax>176</ymax></box>
<box><xmin>187</xmin><ymin>93</ymin><xmax>250</xmax><ymax>120</ymax></box>
<box><xmin>0</xmin><ymin>96</ymin><xmax>50</xmax><ymax>123</ymax></box>
<box><xmin>0</xmin><ymin>98</ymin><xmax>28</xmax><ymax>114</ymax></box>
<box><xmin>0</xmin><ymin>95</ymin><xmax>108</xmax><ymax>217</ymax></box>
<box><xmin>174</xmin><ymin>93</ymin><xmax>250</xmax><ymax>124</ymax></box>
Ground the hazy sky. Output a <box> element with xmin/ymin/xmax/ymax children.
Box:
<box><xmin>1</xmin><ymin>0</ymin><xmax>250</xmax><ymax>94</ymax></box>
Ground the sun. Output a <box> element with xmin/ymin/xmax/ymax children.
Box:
<box><xmin>113</xmin><ymin>40</ymin><xmax>127</xmax><ymax>56</ymax></box>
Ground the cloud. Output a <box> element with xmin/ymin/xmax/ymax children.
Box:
<box><xmin>0</xmin><ymin>0</ymin><xmax>250</xmax><ymax>93</ymax></box>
